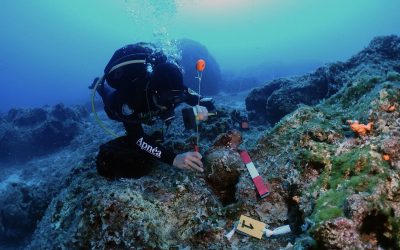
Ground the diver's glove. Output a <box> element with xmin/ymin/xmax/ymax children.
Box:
<box><xmin>199</xmin><ymin>98</ymin><xmax>215</xmax><ymax>111</ymax></box>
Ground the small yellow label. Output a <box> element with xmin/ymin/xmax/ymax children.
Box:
<box><xmin>237</xmin><ymin>215</ymin><xmax>266</xmax><ymax>239</ymax></box>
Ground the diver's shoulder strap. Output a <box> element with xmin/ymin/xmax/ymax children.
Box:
<box><xmin>108</xmin><ymin>58</ymin><xmax>146</xmax><ymax>74</ymax></box>
<box><xmin>105</xmin><ymin>52</ymin><xmax>149</xmax><ymax>74</ymax></box>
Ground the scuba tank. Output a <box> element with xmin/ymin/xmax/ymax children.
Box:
<box><xmin>91</xmin><ymin>43</ymin><xmax>167</xmax><ymax>137</ymax></box>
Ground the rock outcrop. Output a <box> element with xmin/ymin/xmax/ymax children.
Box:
<box><xmin>246</xmin><ymin>35</ymin><xmax>400</xmax><ymax>125</ymax></box>
<box><xmin>0</xmin><ymin>182</ymin><xmax>50</xmax><ymax>246</ymax></box>
<box><xmin>249</xmin><ymin>69</ymin><xmax>400</xmax><ymax>248</ymax></box>
<box><xmin>0</xmin><ymin>104</ymin><xmax>88</xmax><ymax>164</ymax></box>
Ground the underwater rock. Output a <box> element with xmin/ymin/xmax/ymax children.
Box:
<box><xmin>0</xmin><ymin>182</ymin><xmax>50</xmax><ymax>246</ymax></box>
<box><xmin>314</xmin><ymin>217</ymin><xmax>364</xmax><ymax>249</ymax></box>
<box><xmin>348</xmin><ymin>35</ymin><xmax>400</xmax><ymax>65</ymax></box>
<box><xmin>203</xmin><ymin>130</ymin><xmax>246</xmax><ymax>205</ymax></box>
<box><xmin>28</xmin><ymin>157</ymin><xmax>294</xmax><ymax>249</ymax></box>
<box><xmin>199</xmin><ymin>108</ymin><xmax>236</xmax><ymax>142</ymax></box>
<box><xmin>27</xmin><ymin>162</ymin><xmax>228</xmax><ymax>249</ymax></box>
<box><xmin>373</xmin><ymin>86</ymin><xmax>400</xmax><ymax>168</ymax></box>
<box><xmin>382</xmin><ymin>136</ymin><xmax>400</xmax><ymax>167</ymax></box>
<box><xmin>178</xmin><ymin>38</ymin><xmax>222</xmax><ymax>95</ymax></box>
<box><xmin>245</xmin><ymin>66</ymin><xmax>344</xmax><ymax>125</ymax></box>
<box><xmin>358</xmin><ymin>208</ymin><xmax>399</xmax><ymax>249</ymax></box>
<box><xmin>204</xmin><ymin>148</ymin><xmax>242</xmax><ymax>205</ymax></box>
<box><xmin>343</xmin><ymin>194</ymin><xmax>369</xmax><ymax>228</ymax></box>
<box><xmin>245</xmin><ymin>53</ymin><xmax>400</xmax><ymax>247</ymax></box>
<box><xmin>6</xmin><ymin>107</ymin><xmax>48</xmax><ymax>127</ymax></box>
<box><xmin>212</xmin><ymin>129</ymin><xmax>243</xmax><ymax>150</ymax></box>
<box><xmin>342</xmin><ymin>193</ymin><xmax>399</xmax><ymax>248</ymax></box>
<box><xmin>246</xmin><ymin>35</ymin><xmax>400</xmax><ymax>125</ymax></box>
<box><xmin>0</xmin><ymin>104</ymin><xmax>88</xmax><ymax>163</ymax></box>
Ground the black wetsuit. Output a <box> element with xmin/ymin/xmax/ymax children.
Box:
<box><xmin>97</xmin><ymin>74</ymin><xmax>177</xmax><ymax>166</ymax></box>
<box><xmin>105</xmin><ymin>88</ymin><xmax>176</xmax><ymax>165</ymax></box>
<box><xmin>94</xmin><ymin>43</ymin><xmax>203</xmax><ymax>179</ymax></box>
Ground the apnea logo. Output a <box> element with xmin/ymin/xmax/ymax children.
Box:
<box><xmin>136</xmin><ymin>137</ymin><xmax>161</xmax><ymax>158</ymax></box>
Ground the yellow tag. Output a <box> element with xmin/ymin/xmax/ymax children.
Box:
<box><xmin>237</xmin><ymin>215</ymin><xmax>266</xmax><ymax>239</ymax></box>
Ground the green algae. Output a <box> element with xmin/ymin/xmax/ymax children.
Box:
<box><xmin>386</xmin><ymin>70</ymin><xmax>400</xmax><ymax>82</ymax></box>
<box><xmin>307</xmin><ymin>146</ymin><xmax>391</xmax><ymax>225</ymax></box>
<box><xmin>327</xmin><ymin>76</ymin><xmax>380</xmax><ymax>108</ymax></box>
<box><xmin>313</xmin><ymin>190</ymin><xmax>345</xmax><ymax>222</ymax></box>
<box><xmin>330</xmin><ymin>148</ymin><xmax>388</xmax><ymax>190</ymax></box>
<box><xmin>254</xmin><ymin>77</ymin><xmax>398</xmax><ymax>231</ymax></box>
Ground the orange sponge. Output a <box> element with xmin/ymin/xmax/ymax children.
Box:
<box><xmin>347</xmin><ymin>120</ymin><xmax>373</xmax><ymax>136</ymax></box>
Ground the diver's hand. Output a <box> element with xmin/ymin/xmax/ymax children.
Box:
<box><xmin>173</xmin><ymin>152</ymin><xmax>204</xmax><ymax>172</ymax></box>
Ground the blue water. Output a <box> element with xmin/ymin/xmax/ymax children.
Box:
<box><xmin>1</xmin><ymin>0</ymin><xmax>399</xmax><ymax>112</ymax></box>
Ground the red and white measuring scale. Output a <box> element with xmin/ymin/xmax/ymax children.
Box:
<box><xmin>239</xmin><ymin>150</ymin><xmax>270</xmax><ymax>198</ymax></box>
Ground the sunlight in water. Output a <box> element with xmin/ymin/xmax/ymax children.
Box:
<box><xmin>176</xmin><ymin>0</ymin><xmax>278</xmax><ymax>17</ymax></box>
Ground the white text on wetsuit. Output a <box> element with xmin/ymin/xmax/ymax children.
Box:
<box><xmin>136</xmin><ymin>137</ymin><xmax>162</xmax><ymax>158</ymax></box>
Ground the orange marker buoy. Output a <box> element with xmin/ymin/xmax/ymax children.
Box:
<box><xmin>194</xmin><ymin>59</ymin><xmax>205</xmax><ymax>150</ymax></box>
<box><xmin>196</xmin><ymin>59</ymin><xmax>206</xmax><ymax>72</ymax></box>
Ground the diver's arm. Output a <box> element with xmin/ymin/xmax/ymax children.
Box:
<box><xmin>124</xmin><ymin>123</ymin><xmax>203</xmax><ymax>172</ymax></box>
<box><xmin>124</xmin><ymin>123</ymin><xmax>176</xmax><ymax>165</ymax></box>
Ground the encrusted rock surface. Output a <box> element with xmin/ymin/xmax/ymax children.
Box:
<box><xmin>204</xmin><ymin>131</ymin><xmax>243</xmax><ymax>205</ymax></box>
<box><xmin>246</xmin><ymin>35</ymin><xmax>400</xmax><ymax>125</ymax></box>
<box><xmin>314</xmin><ymin>217</ymin><xmax>364</xmax><ymax>249</ymax></box>
<box><xmin>0</xmin><ymin>103</ymin><xmax>88</xmax><ymax>163</ymax></box>
<box><xmin>0</xmin><ymin>182</ymin><xmax>50</xmax><ymax>246</ymax></box>
<box><xmin>27</xmin><ymin>162</ymin><xmax>227</xmax><ymax>249</ymax></box>
<box><xmin>248</xmin><ymin>63</ymin><xmax>400</xmax><ymax>248</ymax></box>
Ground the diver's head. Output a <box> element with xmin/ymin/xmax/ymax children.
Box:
<box><xmin>149</xmin><ymin>62</ymin><xmax>188</xmax><ymax>114</ymax></box>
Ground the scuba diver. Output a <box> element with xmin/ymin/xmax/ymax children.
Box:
<box><xmin>90</xmin><ymin>42</ymin><xmax>214</xmax><ymax>178</ymax></box>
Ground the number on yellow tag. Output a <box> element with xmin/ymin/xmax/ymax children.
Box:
<box><xmin>236</xmin><ymin>215</ymin><xmax>266</xmax><ymax>239</ymax></box>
